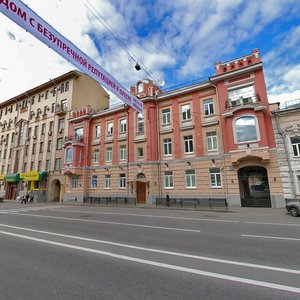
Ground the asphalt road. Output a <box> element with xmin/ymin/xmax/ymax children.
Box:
<box><xmin>0</xmin><ymin>202</ymin><xmax>299</xmax><ymax>299</ymax></box>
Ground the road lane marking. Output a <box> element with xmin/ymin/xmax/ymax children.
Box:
<box><xmin>246</xmin><ymin>221</ymin><xmax>300</xmax><ymax>227</ymax></box>
<box><xmin>52</xmin><ymin>209</ymin><xmax>239</xmax><ymax>223</ymax></box>
<box><xmin>242</xmin><ymin>234</ymin><xmax>300</xmax><ymax>241</ymax></box>
<box><xmin>0</xmin><ymin>223</ymin><xmax>299</xmax><ymax>275</ymax></box>
<box><xmin>0</xmin><ymin>214</ymin><xmax>200</xmax><ymax>233</ymax></box>
<box><xmin>0</xmin><ymin>229</ymin><xmax>299</xmax><ymax>294</ymax></box>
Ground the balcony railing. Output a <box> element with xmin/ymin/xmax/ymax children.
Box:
<box><xmin>225</xmin><ymin>93</ymin><xmax>261</xmax><ymax>109</ymax></box>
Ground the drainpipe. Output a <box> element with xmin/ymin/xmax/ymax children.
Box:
<box><xmin>155</xmin><ymin>92</ymin><xmax>162</xmax><ymax>202</ymax></box>
<box><xmin>274</xmin><ymin>111</ymin><xmax>296</xmax><ymax>199</ymax></box>
<box><xmin>208</xmin><ymin>78</ymin><xmax>229</xmax><ymax>202</ymax></box>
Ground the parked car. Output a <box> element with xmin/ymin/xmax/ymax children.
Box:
<box><xmin>286</xmin><ymin>200</ymin><xmax>300</xmax><ymax>217</ymax></box>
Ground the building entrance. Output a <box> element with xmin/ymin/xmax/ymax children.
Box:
<box><xmin>238</xmin><ymin>166</ymin><xmax>271</xmax><ymax>207</ymax></box>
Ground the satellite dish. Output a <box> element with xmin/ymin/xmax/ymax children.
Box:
<box><xmin>157</xmin><ymin>79</ymin><xmax>165</xmax><ymax>87</ymax></box>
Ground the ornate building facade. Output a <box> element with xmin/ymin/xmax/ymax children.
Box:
<box><xmin>61</xmin><ymin>49</ymin><xmax>285</xmax><ymax>208</ymax></box>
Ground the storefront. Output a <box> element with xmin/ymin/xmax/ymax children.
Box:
<box><xmin>4</xmin><ymin>173</ymin><xmax>20</xmax><ymax>200</ymax></box>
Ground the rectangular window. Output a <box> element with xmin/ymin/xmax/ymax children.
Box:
<box><xmin>60</xmin><ymin>83</ymin><xmax>65</xmax><ymax>93</ymax></box>
<box><xmin>291</xmin><ymin>137</ymin><xmax>300</xmax><ymax>157</ymax></box>
<box><xmin>228</xmin><ymin>84</ymin><xmax>255</xmax><ymax>106</ymax></box>
<box><xmin>58</xmin><ymin>118</ymin><xmax>65</xmax><ymax>131</ymax></box>
<box><xmin>182</xmin><ymin>104</ymin><xmax>191</xmax><ymax>121</ymax></box>
<box><xmin>32</xmin><ymin>143</ymin><xmax>36</xmax><ymax>155</ymax></box>
<box><xmin>61</xmin><ymin>99</ymin><xmax>67</xmax><ymax>110</ymax></box>
<box><xmin>71</xmin><ymin>176</ymin><xmax>78</xmax><ymax>189</ymax></box>
<box><xmin>106</xmin><ymin>147</ymin><xmax>112</xmax><ymax>162</ymax></box>
<box><xmin>184</xmin><ymin>135</ymin><xmax>194</xmax><ymax>153</ymax></box>
<box><xmin>65</xmin><ymin>81</ymin><xmax>69</xmax><ymax>92</ymax></box>
<box><xmin>74</xmin><ymin>127</ymin><xmax>83</xmax><ymax>140</ymax></box>
<box><xmin>39</xmin><ymin>142</ymin><xmax>44</xmax><ymax>153</ymax></box>
<box><xmin>93</xmin><ymin>149</ymin><xmax>99</xmax><ymax>163</ymax></box>
<box><xmin>204</xmin><ymin>99</ymin><xmax>214</xmax><ymax>116</ymax></box>
<box><xmin>164</xmin><ymin>171</ymin><xmax>174</xmax><ymax>188</ymax></box>
<box><xmin>107</xmin><ymin>122</ymin><xmax>113</xmax><ymax>136</ymax></box>
<box><xmin>105</xmin><ymin>174</ymin><xmax>111</xmax><ymax>189</ymax></box>
<box><xmin>54</xmin><ymin>158</ymin><xmax>61</xmax><ymax>170</ymax></box>
<box><xmin>119</xmin><ymin>173</ymin><xmax>126</xmax><ymax>188</ymax></box>
<box><xmin>210</xmin><ymin>168</ymin><xmax>222</xmax><ymax>188</ymax></box>
<box><xmin>45</xmin><ymin>90</ymin><xmax>49</xmax><ymax>99</ymax></box>
<box><xmin>91</xmin><ymin>175</ymin><xmax>97</xmax><ymax>189</ymax></box>
<box><xmin>186</xmin><ymin>170</ymin><xmax>196</xmax><ymax>188</ymax></box>
<box><xmin>47</xmin><ymin>140</ymin><xmax>52</xmax><ymax>152</ymax></box>
<box><xmin>57</xmin><ymin>138</ymin><xmax>63</xmax><ymax>150</ymax></box>
<box><xmin>51</xmin><ymin>103</ymin><xmax>56</xmax><ymax>113</ymax></box>
<box><xmin>120</xmin><ymin>119</ymin><xmax>127</xmax><ymax>133</ymax></box>
<box><xmin>38</xmin><ymin>160</ymin><xmax>42</xmax><ymax>171</ymax></box>
<box><xmin>95</xmin><ymin>125</ymin><xmax>101</xmax><ymax>139</ymax></box>
<box><xmin>41</xmin><ymin>124</ymin><xmax>46</xmax><ymax>135</ymax></box>
<box><xmin>206</xmin><ymin>131</ymin><xmax>218</xmax><ymax>151</ymax></box>
<box><xmin>120</xmin><ymin>145</ymin><xmax>127</xmax><ymax>161</ymax></box>
<box><xmin>46</xmin><ymin>160</ymin><xmax>50</xmax><ymax>171</ymax></box>
<box><xmin>137</xmin><ymin>147</ymin><xmax>144</xmax><ymax>158</ymax></box>
<box><xmin>137</xmin><ymin>113</ymin><xmax>144</xmax><ymax>133</ymax></box>
<box><xmin>162</xmin><ymin>108</ymin><xmax>171</xmax><ymax>125</ymax></box>
<box><xmin>163</xmin><ymin>138</ymin><xmax>172</xmax><ymax>156</ymax></box>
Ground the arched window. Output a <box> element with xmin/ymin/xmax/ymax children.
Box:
<box><xmin>65</xmin><ymin>147</ymin><xmax>73</xmax><ymax>164</ymax></box>
<box><xmin>137</xmin><ymin>82</ymin><xmax>143</xmax><ymax>93</ymax></box>
<box><xmin>235</xmin><ymin>116</ymin><xmax>258</xmax><ymax>143</ymax></box>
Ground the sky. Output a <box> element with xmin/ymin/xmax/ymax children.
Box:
<box><xmin>1</xmin><ymin>0</ymin><xmax>300</xmax><ymax>106</ymax></box>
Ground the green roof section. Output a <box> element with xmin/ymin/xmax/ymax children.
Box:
<box><xmin>4</xmin><ymin>173</ymin><xmax>20</xmax><ymax>182</ymax></box>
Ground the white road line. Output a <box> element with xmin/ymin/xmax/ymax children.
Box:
<box><xmin>242</xmin><ymin>234</ymin><xmax>300</xmax><ymax>241</ymax></box>
<box><xmin>0</xmin><ymin>213</ymin><xmax>200</xmax><ymax>233</ymax></box>
<box><xmin>0</xmin><ymin>229</ymin><xmax>299</xmax><ymax>294</ymax></box>
<box><xmin>246</xmin><ymin>221</ymin><xmax>300</xmax><ymax>227</ymax></box>
<box><xmin>0</xmin><ymin>223</ymin><xmax>299</xmax><ymax>275</ymax></box>
<box><xmin>53</xmin><ymin>209</ymin><xmax>239</xmax><ymax>223</ymax></box>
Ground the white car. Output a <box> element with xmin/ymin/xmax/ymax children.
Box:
<box><xmin>286</xmin><ymin>200</ymin><xmax>300</xmax><ymax>217</ymax></box>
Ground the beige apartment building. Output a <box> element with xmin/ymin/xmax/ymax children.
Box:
<box><xmin>0</xmin><ymin>70</ymin><xmax>109</xmax><ymax>201</ymax></box>
<box><xmin>271</xmin><ymin>99</ymin><xmax>300</xmax><ymax>200</ymax></box>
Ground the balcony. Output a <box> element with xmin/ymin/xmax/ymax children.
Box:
<box><xmin>55</xmin><ymin>105</ymin><xmax>68</xmax><ymax>116</ymax></box>
<box><xmin>64</xmin><ymin>135</ymin><xmax>84</xmax><ymax>147</ymax></box>
<box><xmin>223</xmin><ymin>93</ymin><xmax>267</xmax><ymax>118</ymax></box>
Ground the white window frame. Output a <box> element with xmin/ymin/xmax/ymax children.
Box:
<box><xmin>210</xmin><ymin>168</ymin><xmax>222</xmax><ymax>188</ymax></box>
<box><xmin>291</xmin><ymin>137</ymin><xmax>300</xmax><ymax>157</ymax></box>
<box><xmin>95</xmin><ymin>125</ymin><xmax>101</xmax><ymax>139</ymax></box>
<box><xmin>71</xmin><ymin>176</ymin><xmax>78</xmax><ymax>189</ymax></box>
<box><xmin>120</xmin><ymin>145</ymin><xmax>127</xmax><ymax>161</ymax></box>
<box><xmin>184</xmin><ymin>135</ymin><xmax>194</xmax><ymax>154</ymax></box>
<box><xmin>186</xmin><ymin>169</ymin><xmax>196</xmax><ymax>188</ymax></box>
<box><xmin>204</xmin><ymin>99</ymin><xmax>214</xmax><ymax>116</ymax></box>
<box><xmin>164</xmin><ymin>171</ymin><xmax>174</xmax><ymax>189</ymax></box>
<box><xmin>106</xmin><ymin>122</ymin><xmax>113</xmax><ymax>136</ymax></box>
<box><xmin>233</xmin><ymin>115</ymin><xmax>259</xmax><ymax>144</ymax></box>
<box><xmin>119</xmin><ymin>173</ymin><xmax>126</xmax><ymax>189</ymax></box>
<box><xmin>137</xmin><ymin>113</ymin><xmax>144</xmax><ymax>133</ymax></box>
<box><xmin>206</xmin><ymin>131</ymin><xmax>218</xmax><ymax>151</ymax></box>
<box><xmin>106</xmin><ymin>147</ymin><xmax>112</xmax><ymax>163</ymax></box>
<box><xmin>65</xmin><ymin>148</ymin><xmax>73</xmax><ymax>164</ymax></box>
<box><xmin>105</xmin><ymin>174</ymin><xmax>111</xmax><ymax>189</ymax></box>
<box><xmin>163</xmin><ymin>138</ymin><xmax>172</xmax><ymax>156</ymax></box>
<box><xmin>162</xmin><ymin>108</ymin><xmax>171</xmax><ymax>125</ymax></box>
<box><xmin>120</xmin><ymin>119</ymin><xmax>127</xmax><ymax>133</ymax></box>
<box><xmin>182</xmin><ymin>104</ymin><xmax>191</xmax><ymax>121</ymax></box>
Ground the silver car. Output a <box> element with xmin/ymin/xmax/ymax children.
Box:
<box><xmin>286</xmin><ymin>200</ymin><xmax>300</xmax><ymax>217</ymax></box>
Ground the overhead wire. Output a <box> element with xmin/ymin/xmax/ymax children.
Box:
<box><xmin>81</xmin><ymin>0</ymin><xmax>163</xmax><ymax>87</ymax></box>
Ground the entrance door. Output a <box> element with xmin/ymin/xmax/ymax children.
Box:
<box><xmin>136</xmin><ymin>181</ymin><xmax>146</xmax><ymax>204</ymax></box>
<box><xmin>238</xmin><ymin>166</ymin><xmax>271</xmax><ymax>207</ymax></box>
